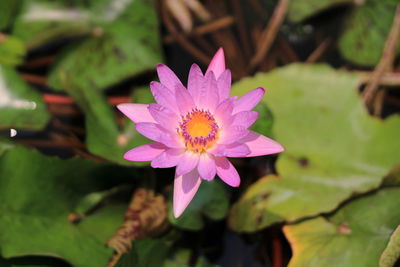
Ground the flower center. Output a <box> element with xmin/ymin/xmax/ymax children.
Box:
<box><xmin>178</xmin><ymin>108</ymin><xmax>218</xmax><ymax>153</ymax></box>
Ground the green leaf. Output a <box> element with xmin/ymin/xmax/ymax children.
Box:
<box><xmin>77</xmin><ymin>203</ymin><xmax>127</xmax><ymax>244</ymax></box>
<box><xmin>250</xmin><ymin>100</ymin><xmax>274</xmax><ymax>137</ymax></box>
<box><xmin>288</xmin><ymin>0</ymin><xmax>353</xmax><ymax>22</ymax></box>
<box><xmin>60</xmin><ymin>80</ymin><xmax>150</xmax><ymax>165</ymax></box>
<box><xmin>169</xmin><ymin>180</ymin><xmax>229</xmax><ymax>231</ymax></box>
<box><xmin>0</xmin><ymin>34</ymin><xmax>26</xmax><ymax>66</ymax></box>
<box><xmin>0</xmin><ymin>146</ymin><xmax>134</xmax><ymax>267</ymax></box>
<box><xmin>229</xmin><ymin>64</ymin><xmax>400</xmax><ymax>232</ymax></box>
<box><xmin>47</xmin><ymin>0</ymin><xmax>162</xmax><ymax>92</ymax></box>
<box><xmin>12</xmin><ymin>0</ymin><xmax>92</xmax><ymax>49</ymax></box>
<box><xmin>0</xmin><ymin>137</ymin><xmax>14</xmax><ymax>156</ymax></box>
<box><xmin>0</xmin><ymin>65</ymin><xmax>50</xmax><ymax>130</ymax></box>
<box><xmin>338</xmin><ymin>0</ymin><xmax>399</xmax><ymax>66</ymax></box>
<box><xmin>380</xmin><ymin>225</ymin><xmax>400</xmax><ymax>267</ymax></box>
<box><xmin>283</xmin><ymin>188</ymin><xmax>400</xmax><ymax>267</ymax></box>
<box><xmin>0</xmin><ymin>0</ymin><xmax>23</xmax><ymax>30</ymax></box>
<box><xmin>116</xmin><ymin>239</ymin><xmax>170</xmax><ymax>267</ymax></box>
<box><xmin>164</xmin><ymin>249</ymin><xmax>218</xmax><ymax>267</ymax></box>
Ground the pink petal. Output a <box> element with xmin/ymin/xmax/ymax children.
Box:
<box><xmin>156</xmin><ymin>64</ymin><xmax>183</xmax><ymax>92</ymax></box>
<box><xmin>176</xmin><ymin>152</ymin><xmax>200</xmax><ymax>176</ymax></box>
<box><xmin>136</xmin><ymin>122</ymin><xmax>182</xmax><ymax>148</ymax></box>
<box><xmin>215</xmin><ymin>157</ymin><xmax>240</xmax><ymax>187</ymax></box>
<box><xmin>175</xmin><ymin>83</ymin><xmax>196</xmax><ymax>115</ymax></box>
<box><xmin>150</xmin><ymin>81</ymin><xmax>179</xmax><ymax>114</ymax></box>
<box><xmin>197</xmin><ymin>153</ymin><xmax>216</xmax><ymax>181</ymax></box>
<box><xmin>219</xmin><ymin>125</ymin><xmax>249</xmax><ymax>144</ymax></box>
<box><xmin>159</xmin><ymin>134</ymin><xmax>183</xmax><ymax>148</ymax></box>
<box><xmin>239</xmin><ymin>131</ymin><xmax>284</xmax><ymax>157</ymax></box>
<box><xmin>214</xmin><ymin>97</ymin><xmax>235</xmax><ymax>127</ymax></box>
<box><xmin>197</xmin><ymin>71</ymin><xmax>219</xmax><ymax>112</ymax></box>
<box><xmin>173</xmin><ymin>169</ymin><xmax>202</xmax><ymax>218</ymax></box>
<box><xmin>123</xmin><ymin>142</ymin><xmax>166</xmax><ymax>161</ymax></box>
<box><xmin>206</xmin><ymin>48</ymin><xmax>225</xmax><ymax>79</ymax></box>
<box><xmin>210</xmin><ymin>143</ymin><xmax>250</xmax><ymax>157</ymax></box>
<box><xmin>232</xmin><ymin>87</ymin><xmax>265</xmax><ymax>114</ymax></box>
<box><xmin>217</xmin><ymin>70</ymin><xmax>231</xmax><ymax>101</ymax></box>
<box><xmin>135</xmin><ymin>122</ymin><xmax>166</xmax><ymax>142</ymax></box>
<box><xmin>151</xmin><ymin>148</ymin><xmax>184</xmax><ymax>168</ymax></box>
<box><xmin>187</xmin><ymin>64</ymin><xmax>204</xmax><ymax>103</ymax></box>
<box><xmin>148</xmin><ymin>103</ymin><xmax>179</xmax><ymax>129</ymax></box>
<box><xmin>232</xmin><ymin>111</ymin><xmax>259</xmax><ymax>128</ymax></box>
<box><xmin>117</xmin><ymin>104</ymin><xmax>156</xmax><ymax>123</ymax></box>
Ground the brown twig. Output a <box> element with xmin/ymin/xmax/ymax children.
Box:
<box><xmin>163</xmin><ymin>16</ymin><xmax>235</xmax><ymax>44</ymax></box>
<box><xmin>358</xmin><ymin>71</ymin><xmax>400</xmax><ymax>87</ymax></box>
<box><xmin>232</xmin><ymin>0</ymin><xmax>252</xmax><ymax>58</ymax></box>
<box><xmin>373</xmin><ymin>90</ymin><xmax>385</xmax><ymax>117</ymax></box>
<box><xmin>306</xmin><ymin>39</ymin><xmax>332</xmax><ymax>63</ymax></box>
<box><xmin>249</xmin><ymin>0</ymin><xmax>290</xmax><ymax>71</ymax></box>
<box><xmin>22</xmin><ymin>56</ymin><xmax>56</xmax><ymax>68</ymax></box>
<box><xmin>20</xmin><ymin>73</ymin><xmax>47</xmax><ymax>86</ymax></box>
<box><xmin>17</xmin><ymin>139</ymin><xmax>86</xmax><ymax>149</ymax></box>
<box><xmin>160</xmin><ymin>0</ymin><xmax>211</xmax><ymax>65</ymax></box>
<box><xmin>362</xmin><ymin>5</ymin><xmax>400</xmax><ymax>106</ymax></box>
<box><xmin>206</xmin><ymin>1</ymin><xmax>247</xmax><ymax>79</ymax></box>
<box><xmin>276</xmin><ymin>35</ymin><xmax>299</xmax><ymax>64</ymax></box>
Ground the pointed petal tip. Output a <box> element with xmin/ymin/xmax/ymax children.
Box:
<box><xmin>173</xmin><ymin>170</ymin><xmax>202</xmax><ymax>218</ymax></box>
<box><xmin>206</xmin><ymin>48</ymin><xmax>226</xmax><ymax>79</ymax></box>
<box><xmin>173</xmin><ymin>204</ymin><xmax>185</xmax><ymax>218</ymax></box>
<box><xmin>116</xmin><ymin>103</ymin><xmax>128</xmax><ymax>112</ymax></box>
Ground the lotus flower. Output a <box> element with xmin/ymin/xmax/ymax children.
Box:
<box><xmin>117</xmin><ymin>48</ymin><xmax>284</xmax><ymax>218</ymax></box>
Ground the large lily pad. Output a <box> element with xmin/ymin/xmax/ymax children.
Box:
<box><xmin>229</xmin><ymin>64</ymin><xmax>400</xmax><ymax>232</ymax></box>
<box><xmin>0</xmin><ymin>34</ymin><xmax>25</xmax><ymax>66</ymax></box>
<box><xmin>12</xmin><ymin>0</ymin><xmax>92</xmax><ymax>48</ymax></box>
<box><xmin>168</xmin><ymin>180</ymin><xmax>229</xmax><ymax>231</ymax></box>
<box><xmin>47</xmin><ymin>0</ymin><xmax>162</xmax><ymax>92</ymax></box>
<box><xmin>338</xmin><ymin>0</ymin><xmax>399</xmax><ymax>66</ymax></box>
<box><xmin>62</xmin><ymin>81</ymin><xmax>150</xmax><ymax>165</ymax></box>
<box><xmin>288</xmin><ymin>0</ymin><xmax>353</xmax><ymax>22</ymax></box>
<box><xmin>283</xmin><ymin>188</ymin><xmax>400</xmax><ymax>267</ymax></box>
<box><xmin>0</xmin><ymin>146</ymin><xmax>135</xmax><ymax>267</ymax></box>
<box><xmin>0</xmin><ymin>0</ymin><xmax>23</xmax><ymax>30</ymax></box>
<box><xmin>0</xmin><ymin>65</ymin><xmax>50</xmax><ymax>130</ymax></box>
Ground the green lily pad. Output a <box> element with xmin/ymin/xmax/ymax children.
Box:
<box><xmin>0</xmin><ymin>65</ymin><xmax>50</xmax><ymax>130</ymax></box>
<box><xmin>0</xmin><ymin>0</ymin><xmax>23</xmax><ymax>30</ymax></box>
<box><xmin>77</xmin><ymin>203</ymin><xmax>128</xmax><ymax>244</ymax></box>
<box><xmin>116</xmin><ymin>238</ymin><xmax>170</xmax><ymax>267</ymax></box>
<box><xmin>229</xmin><ymin>64</ymin><xmax>400</xmax><ymax>232</ymax></box>
<box><xmin>283</xmin><ymin>188</ymin><xmax>400</xmax><ymax>267</ymax></box>
<box><xmin>0</xmin><ymin>146</ymin><xmax>135</xmax><ymax>267</ymax></box>
<box><xmin>380</xmin><ymin>225</ymin><xmax>400</xmax><ymax>267</ymax></box>
<box><xmin>338</xmin><ymin>0</ymin><xmax>399</xmax><ymax>66</ymax></box>
<box><xmin>164</xmin><ymin>249</ymin><xmax>218</xmax><ymax>267</ymax></box>
<box><xmin>288</xmin><ymin>0</ymin><xmax>353</xmax><ymax>22</ymax></box>
<box><xmin>169</xmin><ymin>180</ymin><xmax>229</xmax><ymax>231</ymax></box>
<box><xmin>12</xmin><ymin>0</ymin><xmax>92</xmax><ymax>49</ymax></box>
<box><xmin>0</xmin><ymin>34</ymin><xmax>26</xmax><ymax>66</ymax></box>
<box><xmin>47</xmin><ymin>0</ymin><xmax>162</xmax><ymax>92</ymax></box>
<box><xmin>0</xmin><ymin>137</ymin><xmax>14</xmax><ymax>156</ymax></box>
<box><xmin>60</xmin><ymin>79</ymin><xmax>150</xmax><ymax>165</ymax></box>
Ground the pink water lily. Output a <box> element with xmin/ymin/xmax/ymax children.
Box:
<box><xmin>118</xmin><ymin>48</ymin><xmax>284</xmax><ymax>218</ymax></box>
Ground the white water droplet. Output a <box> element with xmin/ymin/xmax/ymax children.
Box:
<box><xmin>10</xmin><ymin>129</ymin><xmax>17</xmax><ymax>137</ymax></box>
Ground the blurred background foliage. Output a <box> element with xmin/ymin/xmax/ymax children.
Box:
<box><xmin>0</xmin><ymin>0</ymin><xmax>399</xmax><ymax>266</ymax></box>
